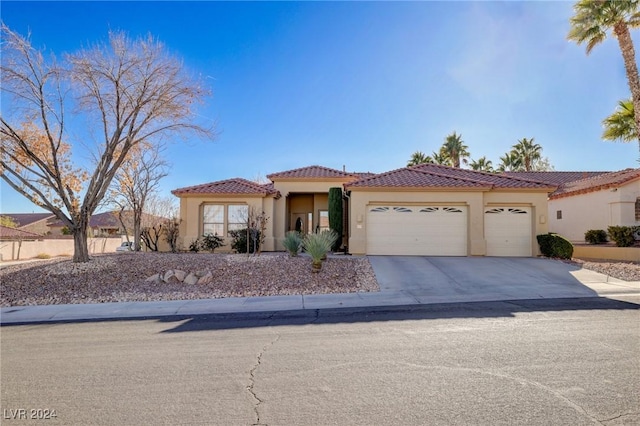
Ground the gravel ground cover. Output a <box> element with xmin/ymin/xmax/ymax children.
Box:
<box><xmin>0</xmin><ymin>252</ymin><xmax>378</xmax><ymax>307</ymax></box>
<box><xmin>568</xmin><ymin>259</ymin><xmax>640</xmax><ymax>283</ymax></box>
<box><xmin>0</xmin><ymin>253</ymin><xmax>638</xmax><ymax>307</ymax></box>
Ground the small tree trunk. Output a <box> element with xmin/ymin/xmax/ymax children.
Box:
<box><xmin>73</xmin><ymin>223</ymin><xmax>90</xmax><ymax>263</ymax></box>
<box><xmin>134</xmin><ymin>209</ymin><xmax>142</xmax><ymax>251</ymax></box>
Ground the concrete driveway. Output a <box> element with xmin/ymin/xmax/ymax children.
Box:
<box><xmin>368</xmin><ymin>256</ymin><xmax>604</xmax><ymax>304</ymax></box>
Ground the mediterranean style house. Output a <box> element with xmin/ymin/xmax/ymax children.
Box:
<box><xmin>171</xmin><ymin>164</ymin><xmax>558</xmax><ymax>257</ymax></box>
<box><xmin>507</xmin><ymin>169</ymin><xmax>640</xmax><ymax>242</ymax></box>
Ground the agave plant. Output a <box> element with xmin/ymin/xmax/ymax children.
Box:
<box><xmin>302</xmin><ymin>230</ymin><xmax>338</xmax><ymax>272</ymax></box>
<box><xmin>282</xmin><ymin>231</ymin><xmax>302</xmax><ymax>257</ymax></box>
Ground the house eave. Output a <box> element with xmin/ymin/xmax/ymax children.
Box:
<box><xmin>172</xmin><ymin>192</ymin><xmax>271</xmax><ymax>198</ymax></box>
<box><xmin>344</xmin><ymin>185</ymin><xmax>493</xmax><ymax>192</ymax></box>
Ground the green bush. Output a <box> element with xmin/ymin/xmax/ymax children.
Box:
<box><xmin>201</xmin><ymin>233</ymin><xmax>224</xmax><ymax>252</ymax></box>
<box><xmin>189</xmin><ymin>238</ymin><xmax>201</xmax><ymax>253</ymax></box>
<box><xmin>230</xmin><ymin>228</ymin><xmax>261</xmax><ymax>254</ymax></box>
<box><xmin>607</xmin><ymin>226</ymin><xmax>638</xmax><ymax>247</ymax></box>
<box><xmin>536</xmin><ymin>233</ymin><xmax>574</xmax><ymax>259</ymax></box>
<box><xmin>282</xmin><ymin>231</ymin><xmax>302</xmax><ymax>256</ymax></box>
<box><xmin>584</xmin><ymin>229</ymin><xmax>607</xmax><ymax>244</ymax></box>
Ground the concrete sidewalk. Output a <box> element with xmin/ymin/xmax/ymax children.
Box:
<box><xmin>1</xmin><ymin>265</ymin><xmax>639</xmax><ymax>324</ymax></box>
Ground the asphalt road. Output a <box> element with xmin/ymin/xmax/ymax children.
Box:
<box><xmin>2</xmin><ymin>297</ymin><xmax>639</xmax><ymax>426</ymax></box>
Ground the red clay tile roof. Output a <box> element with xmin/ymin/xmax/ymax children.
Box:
<box><xmin>1</xmin><ymin>213</ymin><xmax>55</xmax><ymax>228</ymax></box>
<box><xmin>346</xmin><ymin>163</ymin><xmax>557</xmax><ymax>190</ymax></box>
<box><xmin>267</xmin><ymin>165</ymin><xmax>360</xmax><ymax>180</ymax></box>
<box><xmin>503</xmin><ymin>171</ymin><xmax>611</xmax><ymax>186</ymax></box>
<box><xmin>48</xmin><ymin>211</ymin><xmax>121</xmax><ymax>229</ymax></box>
<box><xmin>549</xmin><ymin>168</ymin><xmax>640</xmax><ymax>199</ymax></box>
<box><xmin>0</xmin><ymin>225</ymin><xmax>42</xmax><ymax>240</ymax></box>
<box><xmin>172</xmin><ymin>178</ymin><xmax>278</xmax><ymax>196</ymax></box>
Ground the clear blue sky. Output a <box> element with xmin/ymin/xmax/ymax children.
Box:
<box><xmin>1</xmin><ymin>1</ymin><xmax>638</xmax><ymax>213</ymax></box>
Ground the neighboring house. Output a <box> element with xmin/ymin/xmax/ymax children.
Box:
<box><xmin>172</xmin><ymin>164</ymin><xmax>557</xmax><ymax>257</ymax></box>
<box><xmin>0</xmin><ymin>225</ymin><xmax>43</xmax><ymax>240</ymax></box>
<box><xmin>0</xmin><ymin>213</ymin><xmax>56</xmax><ymax>235</ymax></box>
<box><xmin>48</xmin><ymin>211</ymin><xmax>123</xmax><ymax>236</ymax></box>
<box><xmin>549</xmin><ymin>169</ymin><xmax>639</xmax><ymax>242</ymax></box>
<box><xmin>507</xmin><ymin>169</ymin><xmax>640</xmax><ymax>243</ymax></box>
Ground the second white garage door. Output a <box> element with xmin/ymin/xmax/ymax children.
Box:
<box><xmin>484</xmin><ymin>207</ymin><xmax>532</xmax><ymax>257</ymax></box>
<box><xmin>366</xmin><ymin>205</ymin><xmax>467</xmax><ymax>256</ymax></box>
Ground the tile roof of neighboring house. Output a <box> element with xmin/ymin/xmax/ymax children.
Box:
<box><xmin>346</xmin><ymin>163</ymin><xmax>558</xmax><ymax>190</ymax></box>
<box><xmin>549</xmin><ymin>168</ymin><xmax>640</xmax><ymax>199</ymax></box>
<box><xmin>172</xmin><ymin>178</ymin><xmax>278</xmax><ymax>196</ymax></box>
<box><xmin>48</xmin><ymin>211</ymin><xmax>121</xmax><ymax>228</ymax></box>
<box><xmin>0</xmin><ymin>225</ymin><xmax>43</xmax><ymax>239</ymax></box>
<box><xmin>503</xmin><ymin>171</ymin><xmax>611</xmax><ymax>186</ymax></box>
<box><xmin>1</xmin><ymin>213</ymin><xmax>55</xmax><ymax>228</ymax></box>
<box><xmin>266</xmin><ymin>165</ymin><xmax>361</xmax><ymax>180</ymax></box>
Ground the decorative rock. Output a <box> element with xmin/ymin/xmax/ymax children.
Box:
<box><xmin>163</xmin><ymin>270</ymin><xmax>181</xmax><ymax>284</ymax></box>
<box><xmin>145</xmin><ymin>273</ymin><xmax>161</xmax><ymax>283</ymax></box>
<box><xmin>197</xmin><ymin>271</ymin><xmax>213</xmax><ymax>285</ymax></box>
<box><xmin>174</xmin><ymin>270</ymin><xmax>187</xmax><ymax>282</ymax></box>
<box><xmin>183</xmin><ymin>273</ymin><xmax>199</xmax><ymax>285</ymax></box>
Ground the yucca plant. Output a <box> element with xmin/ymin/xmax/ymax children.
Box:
<box><xmin>282</xmin><ymin>231</ymin><xmax>303</xmax><ymax>257</ymax></box>
<box><xmin>302</xmin><ymin>230</ymin><xmax>338</xmax><ymax>272</ymax></box>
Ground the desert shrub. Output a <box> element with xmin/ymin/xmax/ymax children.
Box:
<box><xmin>282</xmin><ymin>231</ymin><xmax>302</xmax><ymax>256</ymax></box>
<box><xmin>302</xmin><ymin>230</ymin><xmax>338</xmax><ymax>272</ymax></box>
<box><xmin>189</xmin><ymin>238</ymin><xmax>201</xmax><ymax>253</ymax></box>
<box><xmin>537</xmin><ymin>233</ymin><xmax>574</xmax><ymax>259</ymax></box>
<box><xmin>584</xmin><ymin>229</ymin><xmax>608</xmax><ymax>244</ymax></box>
<box><xmin>201</xmin><ymin>233</ymin><xmax>224</xmax><ymax>252</ymax></box>
<box><xmin>35</xmin><ymin>253</ymin><xmax>51</xmax><ymax>259</ymax></box>
<box><xmin>230</xmin><ymin>228</ymin><xmax>260</xmax><ymax>254</ymax></box>
<box><xmin>607</xmin><ymin>226</ymin><xmax>637</xmax><ymax>247</ymax></box>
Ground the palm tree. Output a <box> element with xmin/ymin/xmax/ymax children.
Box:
<box><xmin>497</xmin><ymin>152</ymin><xmax>522</xmax><ymax>172</ymax></box>
<box><xmin>469</xmin><ymin>156</ymin><xmax>494</xmax><ymax>172</ymax></box>
<box><xmin>602</xmin><ymin>99</ymin><xmax>637</xmax><ymax>142</ymax></box>
<box><xmin>407</xmin><ymin>151</ymin><xmax>433</xmax><ymax>167</ymax></box>
<box><xmin>432</xmin><ymin>149</ymin><xmax>449</xmax><ymax>165</ymax></box>
<box><xmin>568</xmin><ymin>0</ymin><xmax>640</xmax><ymax>150</ymax></box>
<box><xmin>511</xmin><ymin>138</ymin><xmax>542</xmax><ymax>171</ymax></box>
<box><xmin>441</xmin><ymin>132</ymin><xmax>470</xmax><ymax>168</ymax></box>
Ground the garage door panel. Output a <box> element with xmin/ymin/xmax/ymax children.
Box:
<box><xmin>484</xmin><ymin>207</ymin><xmax>531</xmax><ymax>257</ymax></box>
<box><xmin>366</xmin><ymin>205</ymin><xmax>467</xmax><ymax>256</ymax></box>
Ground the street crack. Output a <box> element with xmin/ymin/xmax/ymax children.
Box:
<box><xmin>247</xmin><ymin>334</ymin><xmax>280</xmax><ymax>426</ymax></box>
<box><xmin>600</xmin><ymin>412</ymin><xmax>639</xmax><ymax>424</ymax></box>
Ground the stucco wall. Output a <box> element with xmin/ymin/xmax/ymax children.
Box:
<box><xmin>0</xmin><ymin>237</ymin><xmax>125</xmax><ymax>261</ymax></box>
<box><xmin>271</xmin><ymin>179</ymin><xmax>350</xmax><ymax>251</ymax></box>
<box><xmin>347</xmin><ymin>189</ymin><xmax>550</xmax><ymax>256</ymax></box>
<box><xmin>549</xmin><ymin>181</ymin><xmax>640</xmax><ymax>243</ymax></box>
<box><xmin>20</xmin><ymin>219</ymin><xmax>53</xmax><ymax>236</ymax></box>
<box><xmin>177</xmin><ymin>195</ymin><xmax>275</xmax><ymax>252</ymax></box>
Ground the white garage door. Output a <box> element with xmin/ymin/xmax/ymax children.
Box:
<box><xmin>484</xmin><ymin>207</ymin><xmax>532</xmax><ymax>257</ymax></box>
<box><xmin>366</xmin><ymin>205</ymin><xmax>467</xmax><ymax>256</ymax></box>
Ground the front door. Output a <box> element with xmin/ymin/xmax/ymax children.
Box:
<box><xmin>291</xmin><ymin>213</ymin><xmax>307</xmax><ymax>233</ymax></box>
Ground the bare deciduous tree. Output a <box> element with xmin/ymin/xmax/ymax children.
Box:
<box><xmin>141</xmin><ymin>194</ymin><xmax>177</xmax><ymax>252</ymax></box>
<box><xmin>0</xmin><ymin>24</ymin><xmax>213</xmax><ymax>262</ymax></box>
<box><xmin>110</xmin><ymin>143</ymin><xmax>169</xmax><ymax>251</ymax></box>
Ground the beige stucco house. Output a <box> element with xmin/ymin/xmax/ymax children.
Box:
<box><xmin>172</xmin><ymin>164</ymin><xmax>557</xmax><ymax>257</ymax></box>
<box><xmin>547</xmin><ymin>168</ymin><xmax>640</xmax><ymax>243</ymax></box>
<box><xmin>507</xmin><ymin>169</ymin><xmax>640</xmax><ymax>243</ymax></box>
<box><xmin>1</xmin><ymin>213</ymin><xmax>56</xmax><ymax>235</ymax></box>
